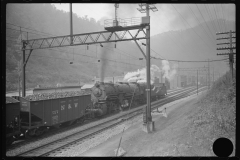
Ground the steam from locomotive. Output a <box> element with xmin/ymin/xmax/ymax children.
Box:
<box><xmin>161</xmin><ymin>60</ymin><xmax>177</xmax><ymax>81</ymax></box>
<box><xmin>123</xmin><ymin>64</ymin><xmax>162</xmax><ymax>84</ymax></box>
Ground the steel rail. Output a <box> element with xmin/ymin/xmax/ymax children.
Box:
<box><xmin>7</xmin><ymin>86</ymin><xmax>193</xmax><ymax>151</ymax></box>
<box><xmin>16</xmin><ymin>86</ymin><xmax>206</xmax><ymax>157</ymax></box>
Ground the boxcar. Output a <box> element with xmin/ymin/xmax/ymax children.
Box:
<box><xmin>6</xmin><ymin>97</ymin><xmax>21</xmax><ymax>145</ymax></box>
<box><xmin>16</xmin><ymin>94</ymin><xmax>92</xmax><ymax>137</ymax></box>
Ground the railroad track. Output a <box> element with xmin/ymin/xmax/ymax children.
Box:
<box><xmin>16</xmin><ymin>86</ymin><xmax>207</xmax><ymax>157</ymax></box>
<box><xmin>7</xmin><ymin>86</ymin><xmax>193</xmax><ymax>151</ymax></box>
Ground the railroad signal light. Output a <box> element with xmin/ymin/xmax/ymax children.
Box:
<box><xmin>98</xmin><ymin>60</ymin><xmax>100</xmax><ymax>62</ymax></box>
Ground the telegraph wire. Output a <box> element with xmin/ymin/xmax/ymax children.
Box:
<box><xmin>171</xmin><ymin>4</ymin><xmax>215</xmax><ymax>51</ymax></box>
<box><xmin>6</xmin><ymin>22</ymin><xmax>57</xmax><ymax>36</ymax></box>
<box><xmin>7</xmin><ymin>21</ymin><xmax>227</xmax><ymax>66</ymax></box>
<box><xmin>152</xmin><ymin>57</ymin><xmax>229</xmax><ymax>63</ymax></box>
<box><xmin>216</xmin><ymin>4</ymin><xmax>224</xmax><ymax>32</ymax></box>
<box><xmin>151</xmin><ymin>11</ymin><xmax>196</xmax><ymax>59</ymax></box>
<box><xmin>195</xmin><ymin>4</ymin><xmax>216</xmax><ymax>42</ymax></box>
<box><xmin>213</xmin><ymin>4</ymin><xmax>222</xmax><ymax>32</ymax></box>
<box><xmin>204</xmin><ymin>4</ymin><xmax>218</xmax><ymax>34</ymax></box>
<box><xmin>221</xmin><ymin>4</ymin><xmax>227</xmax><ymax>32</ymax></box>
<box><xmin>188</xmin><ymin>4</ymin><xmax>215</xmax><ymax>44</ymax></box>
<box><xmin>171</xmin><ymin>5</ymin><xmax>216</xmax><ymax>56</ymax></box>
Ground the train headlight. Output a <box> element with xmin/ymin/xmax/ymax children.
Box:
<box><xmin>93</xmin><ymin>88</ymin><xmax>102</xmax><ymax>97</ymax></box>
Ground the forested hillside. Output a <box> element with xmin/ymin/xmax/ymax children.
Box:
<box><xmin>6</xmin><ymin>4</ymin><xmax>234</xmax><ymax>92</ymax></box>
<box><xmin>6</xmin><ymin>4</ymin><xmax>144</xmax><ymax>91</ymax></box>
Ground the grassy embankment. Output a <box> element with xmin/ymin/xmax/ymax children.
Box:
<box><xmin>188</xmin><ymin>71</ymin><xmax>236</xmax><ymax>155</ymax></box>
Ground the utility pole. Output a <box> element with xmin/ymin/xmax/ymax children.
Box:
<box><xmin>146</xmin><ymin>4</ymin><xmax>151</xmax><ymax>124</ymax></box>
<box><xmin>213</xmin><ymin>67</ymin><xmax>214</xmax><ymax>83</ymax></box>
<box><xmin>177</xmin><ymin>61</ymin><xmax>179</xmax><ymax>88</ymax></box>
<box><xmin>197</xmin><ymin>70</ymin><xmax>198</xmax><ymax>95</ymax></box>
<box><xmin>18</xmin><ymin>61</ymin><xmax>21</xmax><ymax>96</ymax></box>
<box><xmin>70</xmin><ymin>3</ymin><xmax>73</xmax><ymax>45</ymax></box>
<box><xmin>137</xmin><ymin>3</ymin><xmax>158</xmax><ymax>133</ymax></box>
<box><xmin>216</xmin><ymin>30</ymin><xmax>236</xmax><ymax>81</ymax></box>
<box><xmin>204</xmin><ymin>66</ymin><xmax>207</xmax><ymax>87</ymax></box>
<box><xmin>208</xmin><ymin>59</ymin><xmax>210</xmax><ymax>89</ymax></box>
<box><xmin>22</xmin><ymin>42</ymin><xmax>26</xmax><ymax>97</ymax></box>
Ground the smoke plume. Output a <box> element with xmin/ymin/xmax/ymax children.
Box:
<box><xmin>161</xmin><ymin>60</ymin><xmax>177</xmax><ymax>80</ymax></box>
<box><xmin>123</xmin><ymin>64</ymin><xmax>161</xmax><ymax>84</ymax></box>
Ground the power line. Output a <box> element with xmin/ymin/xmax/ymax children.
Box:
<box><xmin>6</xmin><ymin>27</ymin><xmax>49</xmax><ymax>38</ymax></box>
<box><xmin>218</xmin><ymin>4</ymin><xmax>226</xmax><ymax>32</ymax></box>
<box><xmin>195</xmin><ymin>4</ymin><xmax>216</xmax><ymax>42</ymax></box>
<box><xmin>171</xmin><ymin>4</ymin><xmax>214</xmax><ymax>52</ymax></box>
<box><xmin>6</xmin><ymin>22</ymin><xmax>57</xmax><ymax>36</ymax></box>
<box><xmin>188</xmin><ymin>4</ymin><xmax>215</xmax><ymax>44</ymax></box>
<box><xmin>151</xmin><ymin>11</ymin><xmax>195</xmax><ymax>59</ymax></box>
<box><xmin>152</xmin><ymin>56</ymin><xmax>228</xmax><ymax>62</ymax></box>
<box><xmin>213</xmin><ymin>4</ymin><xmax>222</xmax><ymax>32</ymax></box>
<box><xmin>221</xmin><ymin>4</ymin><xmax>227</xmax><ymax>32</ymax></box>
<box><xmin>204</xmin><ymin>4</ymin><xmax>218</xmax><ymax>34</ymax></box>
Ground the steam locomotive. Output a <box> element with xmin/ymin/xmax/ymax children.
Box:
<box><xmin>90</xmin><ymin>82</ymin><xmax>167</xmax><ymax>117</ymax></box>
<box><xmin>5</xmin><ymin>82</ymin><xmax>166</xmax><ymax>145</ymax></box>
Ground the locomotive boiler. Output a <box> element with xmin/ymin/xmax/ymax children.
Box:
<box><xmin>90</xmin><ymin>81</ymin><xmax>167</xmax><ymax>117</ymax></box>
<box><xmin>91</xmin><ymin>82</ymin><xmax>145</xmax><ymax>116</ymax></box>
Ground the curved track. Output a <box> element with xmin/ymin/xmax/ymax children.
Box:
<box><xmin>7</xmin><ymin>86</ymin><xmax>192</xmax><ymax>150</ymax></box>
<box><xmin>15</xmin><ymin>86</ymin><xmax>207</xmax><ymax>157</ymax></box>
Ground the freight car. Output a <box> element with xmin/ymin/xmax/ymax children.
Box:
<box><xmin>13</xmin><ymin>91</ymin><xmax>92</xmax><ymax>138</ymax></box>
<box><xmin>6</xmin><ymin>97</ymin><xmax>21</xmax><ymax>145</ymax></box>
<box><xmin>6</xmin><ymin>81</ymin><xmax>166</xmax><ymax>144</ymax></box>
<box><xmin>91</xmin><ymin>81</ymin><xmax>167</xmax><ymax>116</ymax></box>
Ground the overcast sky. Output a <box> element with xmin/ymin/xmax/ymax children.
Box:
<box><xmin>52</xmin><ymin>3</ymin><xmax>235</xmax><ymax>36</ymax></box>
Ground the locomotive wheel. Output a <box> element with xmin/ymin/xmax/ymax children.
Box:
<box><xmin>130</xmin><ymin>101</ymin><xmax>138</xmax><ymax>109</ymax></box>
<box><xmin>6</xmin><ymin>137</ymin><xmax>14</xmax><ymax>146</ymax></box>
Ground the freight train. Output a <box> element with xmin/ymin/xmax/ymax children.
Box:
<box><xmin>5</xmin><ymin>82</ymin><xmax>167</xmax><ymax>146</ymax></box>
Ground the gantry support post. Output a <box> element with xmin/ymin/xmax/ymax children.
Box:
<box><xmin>22</xmin><ymin>42</ymin><xmax>27</xmax><ymax>97</ymax></box>
<box><xmin>137</xmin><ymin>3</ymin><xmax>158</xmax><ymax>133</ymax></box>
<box><xmin>197</xmin><ymin>70</ymin><xmax>198</xmax><ymax>95</ymax></box>
<box><xmin>70</xmin><ymin>3</ymin><xmax>73</xmax><ymax>45</ymax></box>
<box><xmin>146</xmin><ymin>3</ymin><xmax>152</xmax><ymax>124</ymax></box>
